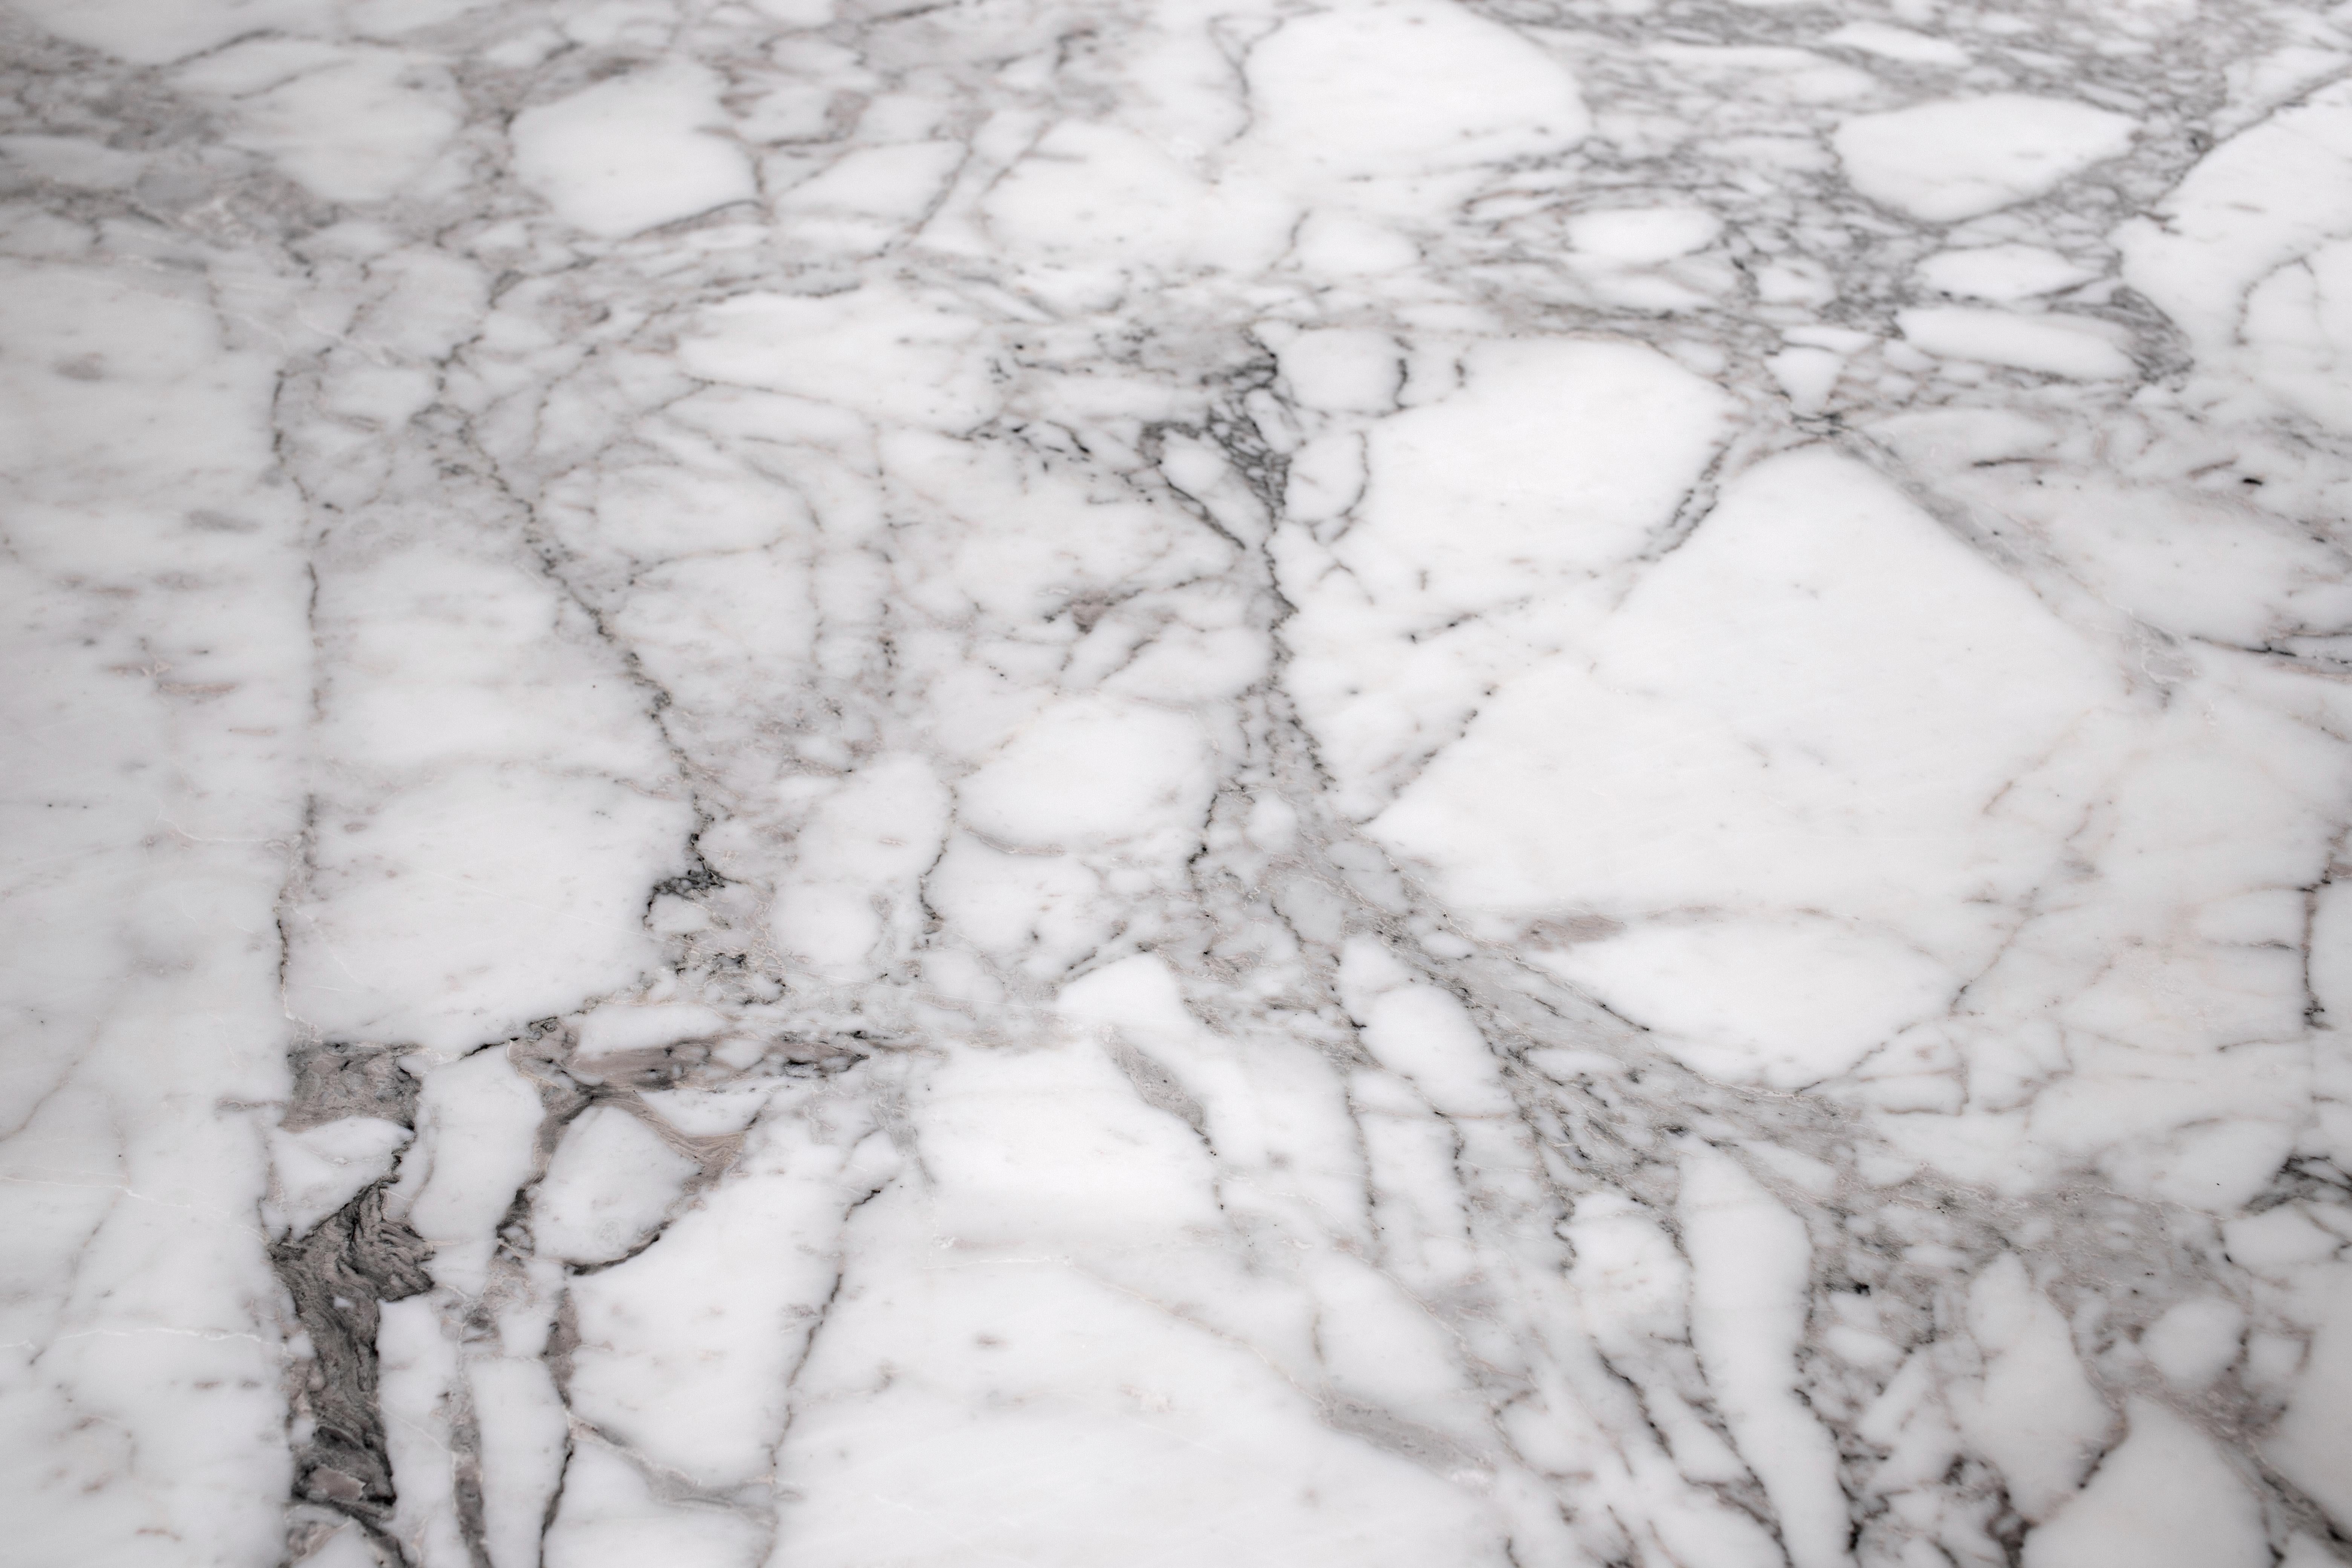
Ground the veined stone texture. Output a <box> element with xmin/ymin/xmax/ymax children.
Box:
<box><xmin>1</xmin><ymin>0</ymin><xmax>2349</xmax><ymax>1565</ymax></box>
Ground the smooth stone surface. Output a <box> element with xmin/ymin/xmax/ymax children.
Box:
<box><xmin>1</xmin><ymin>0</ymin><xmax>2349</xmax><ymax>1565</ymax></box>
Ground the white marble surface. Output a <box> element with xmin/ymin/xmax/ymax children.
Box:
<box><xmin>3</xmin><ymin>0</ymin><xmax>2351</xmax><ymax>1563</ymax></box>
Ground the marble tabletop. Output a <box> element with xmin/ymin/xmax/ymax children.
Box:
<box><xmin>4</xmin><ymin>0</ymin><xmax>2351</xmax><ymax>1563</ymax></box>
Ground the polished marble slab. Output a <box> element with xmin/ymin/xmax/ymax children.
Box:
<box><xmin>3</xmin><ymin>0</ymin><xmax>2350</xmax><ymax>1563</ymax></box>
